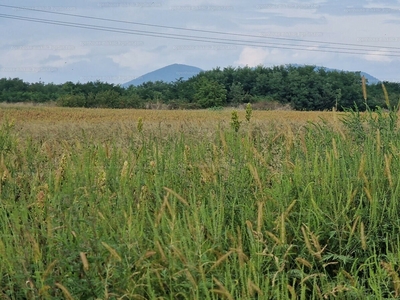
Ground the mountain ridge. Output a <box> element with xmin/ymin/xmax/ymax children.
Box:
<box><xmin>122</xmin><ymin>63</ymin><xmax>381</xmax><ymax>87</ymax></box>
<box><xmin>122</xmin><ymin>63</ymin><xmax>203</xmax><ymax>87</ymax></box>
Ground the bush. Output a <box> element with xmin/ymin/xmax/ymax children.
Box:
<box><xmin>57</xmin><ymin>94</ymin><xmax>86</xmax><ymax>107</ymax></box>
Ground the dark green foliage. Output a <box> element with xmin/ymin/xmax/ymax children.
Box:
<box><xmin>228</xmin><ymin>82</ymin><xmax>245</xmax><ymax>105</ymax></box>
<box><xmin>57</xmin><ymin>94</ymin><xmax>87</xmax><ymax>107</ymax></box>
<box><xmin>0</xmin><ymin>65</ymin><xmax>397</xmax><ymax>110</ymax></box>
<box><xmin>194</xmin><ymin>77</ymin><xmax>227</xmax><ymax>108</ymax></box>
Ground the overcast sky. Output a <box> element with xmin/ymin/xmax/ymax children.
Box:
<box><xmin>1</xmin><ymin>0</ymin><xmax>400</xmax><ymax>85</ymax></box>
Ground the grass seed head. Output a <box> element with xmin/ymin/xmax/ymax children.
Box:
<box><xmin>362</xmin><ymin>75</ymin><xmax>367</xmax><ymax>102</ymax></box>
<box><xmin>382</xmin><ymin>83</ymin><xmax>390</xmax><ymax>109</ymax></box>
<box><xmin>121</xmin><ymin>160</ymin><xmax>129</xmax><ymax>178</ymax></box>
<box><xmin>137</xmin><ymin>117</ymin><xmax>143</xmax><ymax>133</ymax></box>
<box><xmin>245</xmin><ymin>103</ymin><xmax>253</xmax><ymax>122</ymax></box>
<box><xmin>230</xmin><ymin>110</ymin><xmax>241</xmax><ymax>132</ymax></box>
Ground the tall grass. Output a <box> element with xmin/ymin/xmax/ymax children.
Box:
<box><xmin>0</xmin><ymin>104</ymin><xmax>400</xmax><ymax>299</ymax></box>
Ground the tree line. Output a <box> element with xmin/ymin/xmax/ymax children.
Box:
<box><xmin>1</xmin><ymin>65</ymin><xmax>399</xmax><ymax>110</ymax></box>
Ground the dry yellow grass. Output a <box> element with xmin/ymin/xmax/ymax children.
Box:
<box><xmin>0</xmin><ymin>104</ymin><xmax>342</xmax><ymax>135</ymax></box>
<box><xmin>0</xmin><ymin>105</ymin><xmax>348</xmax><ymax>160</ymax></box>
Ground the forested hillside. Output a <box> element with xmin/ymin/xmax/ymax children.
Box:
<box><xmin>1</xmin><ymin>65</ymin><xmax>398</xmax><ymax>110</ymax></box>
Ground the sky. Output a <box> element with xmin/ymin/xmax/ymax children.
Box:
<box><xmin>1</xmin><ymin>0</ymin><xmax>400</xmax><ymax>85</ymax></box>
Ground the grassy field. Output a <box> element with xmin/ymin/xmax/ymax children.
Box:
<box><xmin>0</xmin><ymin>105</ymin><xmax>400</xmax><ymax>299</ymax></box>
<box><xmin>0</xmin><ymin>105</ymin><xmax>340</xmax><ymax>139</ymax></box>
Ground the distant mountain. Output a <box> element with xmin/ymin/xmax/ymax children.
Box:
<box><xmin>293</xmin><ymin>64</ymin><xmax>380</xmax><ymax>84</ymax></box>
<box><xmin>122</xmin><ymin>63</ymin><xmax>203</xmax><ymax>87</ymax></box>
<box><xmin>122</xmin><ymin>63</ymin><xmax>381</xmax><ymax>88</ymax></box>
<box><xmin>359</xmin><ymin>72</ymin><xmax>380</xmax><ymax>84</ymax></box>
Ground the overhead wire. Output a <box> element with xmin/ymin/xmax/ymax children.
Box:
<box><xmin>0</xmin><ymin>5</ymin><xmax>399</xmax><ymax>57</ymax></box>
<box><xmin>0</xmin><ymin>3</ymin><xmax>398</xmax><ymax>52</ymax></box>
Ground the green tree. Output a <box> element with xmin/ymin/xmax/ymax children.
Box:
<box><xmin>253</xmin><ymin>73</ymin><xmax>270</xmax><ymax>96</ymax></box>
<box><xmin>235</xmin><ymin>66</ymin><xmax>257</xmax><ymax>94</ymax></box>
<box><xmin>0</xmin><ymin>78</ymin><xmax>29</xmax><ymax>102</ymax></box>
<box><xmin>194</xmin><ymin>77</ymin><xmax>227</xmax><ymax>108</ymax></box>
<box><xmin>58</xmin><ymin>94</ymin><xmax>86</xmax><ymax>107</ymax></box>
<box><xmin>95</xmin><ymin>90</ymin><xmax>121</xmax><ymax>108</ymax></box>
<box><xmin>228</xmin><ymin>82</ymin><xmax>245</xmax><ymax>105</ymax></box>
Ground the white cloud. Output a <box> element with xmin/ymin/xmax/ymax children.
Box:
<box><xmin>0</xmin><ymin>39</ymin><xmax>91</xmax><ymax>69</ymax></box>
<box><xmin>233</xmin><ymin>46</ymin><xmax>327</xmax><ymax>68</ymax></box>
<box><xmin>363</xmin><ymin>49</ymin><xmax>393</xmax><ymax>62</ymax></box>
<box><xmin>109</xmin><ymin>49</ymin><xmax>158</xmax><ymax>70</ymax></box>
<box><xmin>234</xmin><ymin>47</ymin><xmax>271</xmax><ymax>66</ymax></box>
<box><xmin>1</xmin><ymin>0</ymin><xmax>400</xmax><ymax>83</ymax></box>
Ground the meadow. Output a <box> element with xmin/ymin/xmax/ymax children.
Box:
<box><xmin>0</xmin><ymin>104</ymin><xmax>400</xmax><ymax>299</ymax></box>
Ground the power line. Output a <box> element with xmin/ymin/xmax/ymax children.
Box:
<box><xmin>1</xmin><ymin>12</ymin><xmax>400</xmax><ymax>57</ymax></box>
<box><xmin>1</xmin><ymin>3</ymin><xmax>398</xmax><ymax>52</ymax></box>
